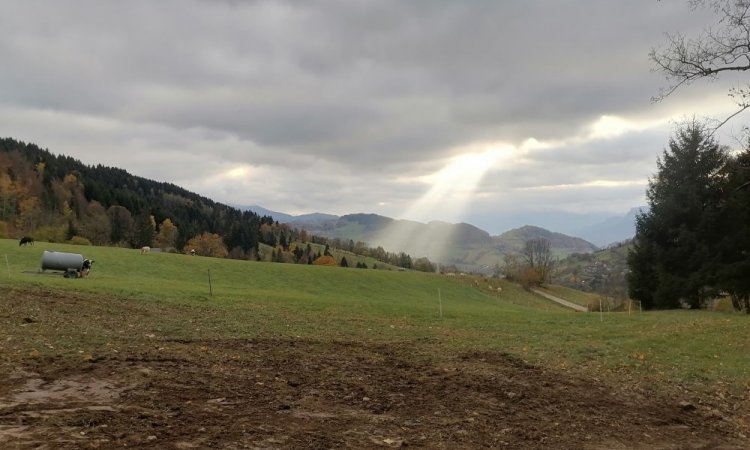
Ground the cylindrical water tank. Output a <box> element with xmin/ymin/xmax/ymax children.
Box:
<box><xmin>40</xmin><ymin>251</ymin><xmax>84</xmax><ymax>272</ymax></box>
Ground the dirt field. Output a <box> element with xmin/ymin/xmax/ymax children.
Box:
<box><xmin>1</xmin><ymin>289</ymin><xmax>748</xmax><ymax>449</ymax></box>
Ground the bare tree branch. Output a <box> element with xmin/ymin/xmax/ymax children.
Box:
<box><xmin>709</xmin><ymin>101</ymin><xmax>750</xmax><ymax>136</ymax></box>
<box><xmin>652</xmin><ymin>1</ymin><xmax>750</xmax><ymax>129</ymax></box>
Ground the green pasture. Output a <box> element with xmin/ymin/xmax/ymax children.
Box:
<box><xmin>1</xmin><ymin>238</ymin><xmax>748</xmax><ymax>392</ymax></box>
<box><xmin>541</xmin><ymin>284</ymin><xmax>603</xmax><ymax>307</ymax></box>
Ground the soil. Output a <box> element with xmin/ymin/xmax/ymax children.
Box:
<box><xmin>1</xmin><ymin>289</ymin><xmax>748</xmax><ymax>449</ymax></box>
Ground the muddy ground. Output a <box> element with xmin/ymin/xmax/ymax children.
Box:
<box><xmin>1</xmin><ymin>288</ymin><xmax>748</xmax><ymax>449</ymax></box>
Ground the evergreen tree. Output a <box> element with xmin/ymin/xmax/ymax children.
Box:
<box><xmin>626</xmin><ymin>217</ymin><xmax>659</xmax><ymax>309</ymax></box>
<box><xmin>628</xmin><ymin>122</ymin><xmax>727</xmax><ymax>308</ymax></box>
<box><xmin>108</xmin><ymin>205</ymin><xmax>133</xmax><ymax>244</ymax></box>
<box><xmin>132</xmin><ymin>213</ymin><xmax>156</xmax><ymax>248</ymax></box>
<box><xmin>65</xmin><ymin>220</ymin><xmax>77</xmax><ymax>241</ymax></box>
<box><xmin>714</xmin><ymin>149</ymin><xmax>750</xmax><ymax>312</ymax></box>
<box><xmin>397</xmin><ymin>252</ymin><xmax>412</xmax><ymax>269</ymax></box>
<box><xmin>340</xmin><ymin>256</ymin><xmax>348</xmax><ymax>267</ymax></box>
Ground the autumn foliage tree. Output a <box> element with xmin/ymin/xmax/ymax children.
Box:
<box><xmin>0</xmin><ymin>170</ymin><xmax>17</xmax><ymax>223</ymax></box>
<box><xmin>78</xmin><ymin>201</ymin><xmax>111</xmax><ymax>245</ymax></box>
<box><xmin>185</xmin><ymin>232</ymin><xmax>228</xmax><ymax>258</ymax></box>
<box><xmin>15</xmin><ymin>196</ymin><xmax>42</xmax><ymax>233</ymax></box>
<box><xmin>154</xmin><ymin>218</ymin><xmax>178</xmax><ymax>249</ymax></box>
<box><xmin>313</xmin><ymin>255</ymin><xmax>337</xmax><ymax>266</ymax></box>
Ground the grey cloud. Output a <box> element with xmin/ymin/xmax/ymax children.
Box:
<box><xmin>530</xmin><ymin>129</ymin><xmax>667</xmax><ymax>167</ymax></box>
<box><xmin>0</xmin><ymin>0</ymin><xmax>728</xmax><ymax>224</ymax></box>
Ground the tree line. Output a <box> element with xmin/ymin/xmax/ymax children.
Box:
<box><xmin>0</xmin><ymin>138</ymin><xmax>435</xmax><ymax>271</ymax></box>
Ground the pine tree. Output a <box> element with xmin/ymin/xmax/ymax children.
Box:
<box><xmin>628</xmin><ymin>121</ymin><xmax>727</xmax><ymax>308</ymax></box>
<box><xmin>132</xmin><ymin>213</ymin><xmax>156</xmax><ymax>248</ymax></box>
<box><xmin>714</xmin><ymin>149</ymin><xmax>750</xmax><ymax>312</ymax></box>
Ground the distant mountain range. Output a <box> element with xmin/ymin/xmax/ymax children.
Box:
<box><xmin>237</xmin><ymin>205</ymin><xmax>337</xmax><ymax>225</ymax></box>
<box><xmin>237</xmin><ymin>205</ymin><xmax>603</xmax><ymax>273</ymax></box>
<box><xmin>574</xmin><ymin>207</ymin><xmax>645</xmax><ymax>247</ymax></box>
<box><xmin>237</xmin><ymin>204</ymin><xmax>642</xmax><ymax>250</ymax></box>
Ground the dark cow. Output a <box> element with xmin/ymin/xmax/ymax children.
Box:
<box><xmin>19</xmin><ymin>236</ymin><xmax>34</xmax><ymax>246</ymax></box>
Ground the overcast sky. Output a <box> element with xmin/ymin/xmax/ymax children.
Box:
<box><xmin>0</xmin><ymin>0</ymin><xmax>744</xmax><ymax>234</ymax></box>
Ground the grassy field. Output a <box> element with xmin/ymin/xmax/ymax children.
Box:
<box><xmin>1</xmin><ymin>238</ymin><xmax>748</xmax><ymax>392</ymax></box>
<box><xmin>540</xmin><ymin>284</ymin><xmax>603</xmax><ymax>307</ymax></box>
<box><xmin>2</xmin><ymin>238</ymin><xmax>749</xmax><ymax>448</ymax></box>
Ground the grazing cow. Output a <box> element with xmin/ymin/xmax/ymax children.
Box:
<box><xmin>141</xmin><ymin>246</ymin><xmax>150</xmax><ymax>254</ymax></box>
<box><xmin>19</xmin><ymin>236</ymin><xmax>34</xmax><ymax>246</ymax></box>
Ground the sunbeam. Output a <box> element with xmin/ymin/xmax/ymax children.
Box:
<box><xmin>374</xmin><ymin>145</ymin><xmax>514</xmax><ymax>264</ymax></box>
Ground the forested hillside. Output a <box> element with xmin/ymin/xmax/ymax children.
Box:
<box><xmin>0</xmin><ymin>138</ymin><xmax>290</xmax><ymax>257</ymax></box>
<box><xmin>0</xmin><ymin>138</ymin><xmax>432</xmax><ymax>270</ymax></box>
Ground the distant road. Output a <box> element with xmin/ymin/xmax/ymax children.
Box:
<box><xmin>531</xmin><ymin>288</ymin><xmax>588</xmax><ymax>312</ymax></box>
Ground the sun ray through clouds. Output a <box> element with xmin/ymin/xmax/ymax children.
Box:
<box><xmin>374</xmin><ymin>145</ymin><xmax>514</xmax><ymax>263</ymax></box>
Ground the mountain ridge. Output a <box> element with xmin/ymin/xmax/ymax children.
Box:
<box><xmin>574</xmin><ymin>207</ymin><xmax>644</xmax><ymax>247</ymax></box>
<box><xmin>240</xmin><ymin>208</ymin><xmax>599</xmax><ymax>273</ymax></box>
<box><xmin>239</xmin><ymin>202</ymin><xmax>640</xmax><ymax>249</ymax></box>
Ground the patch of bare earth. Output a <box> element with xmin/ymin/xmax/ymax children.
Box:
<box><xmin>0</xmin><ymin>289</ymin><xmax>747</xmax><ymax>449</ymax></box>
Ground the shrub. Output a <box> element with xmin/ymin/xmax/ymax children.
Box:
<box><xmin>313</xmin><ymin>255</ymin><xmax>337</xmax><ymax>266</ymax></box>
<box><xmin>713</xmin><ymin>297</ymin><xmax>736</xmax><ymax>313</ymax></box>
<box><xmin>34</xmin><ymin>225</ymin><xmax>67</xmax><ymax>243</ymax></box>
<box><xmin>518</xmin><ymin>267</ymin><xmax>543</xmax><ymax>289</ymax></box>
<box><xmin>184</xmin><ymin>232</ymin><xmax>228</xmax><ymax>258</ymax></box>
<box><xmin>587</xmin><ymin>297</ymin><xmax>609</xmax><ymax>312</ymax></box>
<box><xmin>68</xmin><ymin>236</ymin><xmax>93</xmax><ymax>246</ymax></box>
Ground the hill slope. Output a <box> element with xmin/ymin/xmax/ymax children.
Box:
<box><xmin>552</xmin><ymin>240</ymin><xmax>631</xmax><ymax>298</ymax></box>
<box><xmin>0</xmin><ymin>137</ymin><xmax>274</xmax><ymax>253</ymax></box>
<box><xmin>493</xmin><ymin>225</ymin><xmax>598</xmax><ymax>256</ymax></box>
<box><xmin>293</xmin><ymin>215</ymin><xmax>597</xmax><ymax>273</ymax></box>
